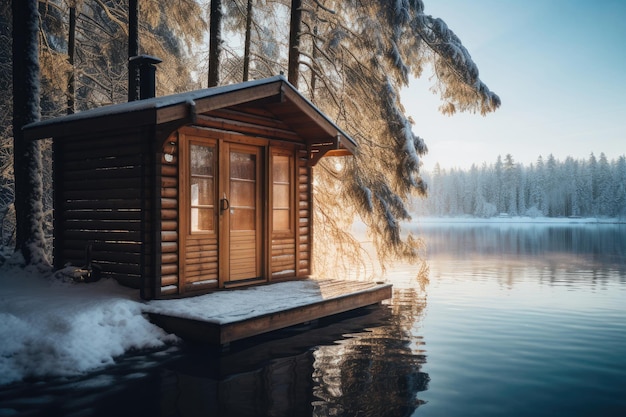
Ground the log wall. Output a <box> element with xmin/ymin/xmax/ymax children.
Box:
<box><xmin>296</xmin><ymin>149</ymin><xmax>311</xmax><ymax>277</ymax></box>
<box><xmin>53</xmin><ymin>129</ymin><xmax>153</xmax><ymax>288</ymax></box>
<box><xmin>159</xmin><ymin>133</ymin><xmax>181</xmax><ymax>296</ymax></box>
<box><xmin>52</xmin><ymin>109</ymin><xmax>314</xmax><ymax>298</ymax></box>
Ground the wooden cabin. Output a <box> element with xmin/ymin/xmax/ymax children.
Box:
<box><xmin>24</xmin><ymin>75</ymin><xmax>356</xmax><ymax>300</ymax></box>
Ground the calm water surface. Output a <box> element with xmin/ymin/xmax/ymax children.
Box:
<box><xmin>2</xmin><ymin>223</ymin><xmax>626</xmax><ymax>416</ymax></box>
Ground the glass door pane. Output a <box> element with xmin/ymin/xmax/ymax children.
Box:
<box><xmin>229</xmin><ymin>151</ymin><xmax>256</xmax><ymax>231</ymax></box>
<box><xmin>227</xmin><ymin>148</ymin><xmax>260</xmax><ymax>281</ymax></box>
<box><xmin>190</xmin><ymin>143</ymin><xmax>215</xmax><ymax>232</ymax></box>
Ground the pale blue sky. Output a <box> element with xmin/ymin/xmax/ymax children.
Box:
<box><xmin>402</xmin><ymin>0</ymin><xmax>626</xmax><ymax>170</ymax></box>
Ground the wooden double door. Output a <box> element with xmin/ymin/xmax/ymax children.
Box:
<box><xmin>182</xmin><ymin>135</ymin><xmax>263</xmax><ymax>288</ymax></box>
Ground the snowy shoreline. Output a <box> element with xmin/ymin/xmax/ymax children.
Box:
<box><xmin>0</xmin><ymin>264</ymin><xmax>178</xmax><ymax>386</ymax></box>
<box><xmin>411</xmin><ymin>216</ymin><xmax>625</xmax><ymax>225</ymax></box>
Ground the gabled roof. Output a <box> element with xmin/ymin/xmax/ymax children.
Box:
<box><xmin>23</xmin><ymin>75</ymin><xmax>356</xmax><ymax>162</ymax></box>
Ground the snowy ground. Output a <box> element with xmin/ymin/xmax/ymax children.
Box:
<box><xmin>0</xmin><ymin>262</ymin><xmax>173</xmax><ymax>386</ymax></box>
<box><xmin>0</xmin><ymin>259</ymin><xmax>335</xmax><ymax>387</ymax></box>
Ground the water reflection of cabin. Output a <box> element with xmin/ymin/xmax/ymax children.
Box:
<box><xmin>24</xmin><ymin>75</ymin><xmax>356</xmax><ymax>300</ymax></box>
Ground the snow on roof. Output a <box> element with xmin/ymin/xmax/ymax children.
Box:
<box><xmin>0</xmin><ymin>262</ymin><xmax>341</xmax><ymax>386</ymax></box>
<box><xmin>22</xmin><ymin>75</ymin><xmax>357</xmax><ymax>152</ymax></box>
<box><xmin>23</xmin><ymin>76</ymin><xmax>285</xmax><ymax>131</ymax></box>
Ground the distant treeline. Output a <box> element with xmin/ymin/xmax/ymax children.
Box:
<box><xmin>413</xmin><ymin>153</ymin><xmax>626</xmax><ymax>218</ymax></box>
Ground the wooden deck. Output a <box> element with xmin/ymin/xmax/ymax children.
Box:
<box><xmin>147</xmin><ymin>279</ymin><xmax>392</xmax><ymax>346</ymax></box>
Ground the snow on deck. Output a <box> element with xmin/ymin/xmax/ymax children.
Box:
<box><xmin>145</xmin><ymin>280</ymin><xmax>325</xmax><ymax>324</ymax></box>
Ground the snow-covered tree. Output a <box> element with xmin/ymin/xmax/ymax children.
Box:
<box><xmin>2</xmin><ymin>1</ymin><xmax>207</xmax><ymax>262</ymax></box>
<box><xmin>418</xmin><ymin>153</ymin><xmax>626</xmax><ymax>219</ymax></box>
<box><xmin>596</xmin><ymin>153</ymin><xmax>612</xmax><ymax>215</ymax></box>
<box><xmin>503</xmin><ymin>154</ymin><xmax>517</xmax><ymax>215</ymax></box>
<box><xmin>11</xmin><ymin>0</ymin><xmax>49</xmax><ymax>267</ymax></box>
<box><xmin>204</xmin><ymin>0</ymin><xmax>502</xmax><ymax>266</ymax></box>
<box><xmin>613</xmin><ymin>155</ymin><xmax>626</xmax><ymax>218</ymax></box>
<box><xmin>5</xmin><ymin>0</ymin><xmax>502</xmax><ymax>272</ymax></box>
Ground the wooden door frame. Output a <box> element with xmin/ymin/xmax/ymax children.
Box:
<box><xmin>178</xmin><ymin>126</ymin><xmax>282</xmax><ymax>292</ymax></box>
<box><xmin>218</xmin><ymin>141</ymin><xmax>265</xmax><ymax>287</ymax></box>
<box><xmin>178</xmin><ymin>132</ymin><xmax>220</xmax><ymax>295</ymax></box>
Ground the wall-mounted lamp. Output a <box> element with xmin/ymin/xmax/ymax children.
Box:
<box><xmin>164</xmin><ymin>141</ymin><xmax>176</xmax><ymax>162</ymax></box>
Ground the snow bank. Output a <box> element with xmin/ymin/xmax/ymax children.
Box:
<box><xmin>0</xmin><ymin>264</ymin><xmax>177</xmax><ymax>386</ymax></box>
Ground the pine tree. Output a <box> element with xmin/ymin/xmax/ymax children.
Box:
<box><xmin>503</xmin><ymin>154</ymin><xmax>517</xmax><ymax>215</ymax></box>
<box><xmin>4</xmin><ymin>0</ymin><xmax>502</xmax><ymax>272</ymax></box>
<box><xmin>11</xmin><ymin>0</ymin><xmax>49</xmax><ymax>267</ymax></box>
<box><xmin>287</xmin><ymin>0</ymin><xmax>302</xmax><ymax>86</ymax></box>
<box><xmin>208</xmin><ymin>0</ymin><xmax>222</xmax><ymax>87</ymax></box>
<box><xmin>614</xmin><ymin>156</ymin><xmax>626</xmax><ymax>219</ymax></box>
<box><xmin>418</xmin><ymin>153</ymin><xmax>626</xmax><ymax>219</ymax></box>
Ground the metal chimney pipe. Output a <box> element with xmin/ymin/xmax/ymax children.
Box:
<box><xmin>128</xmin><ymin>55</ymin><xmax>162</xmax><ymax>100</ymax></box>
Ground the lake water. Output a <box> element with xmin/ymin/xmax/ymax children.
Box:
<box><xmin>2</xmin><ymin>222</ymin><xmax>626</xmax><ymax>416</ymax></box>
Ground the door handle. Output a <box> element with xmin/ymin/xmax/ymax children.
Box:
<box><xmin>220</xmin><ymin>193</ymin><xmax>230</xmax><ymax>212</ymax></box>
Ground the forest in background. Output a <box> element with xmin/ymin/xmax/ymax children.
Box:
<box><xmin>414</xmin><ymin>153</ymin><xmax>626</xmax><ymax>219</ymax></box>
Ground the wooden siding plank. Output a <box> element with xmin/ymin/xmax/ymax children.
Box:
<box><xmin>161</xmin><ymin>275</ymin><xmax>178</xmax><ymax>286</ymax></box>
<box><xmin>62</xmin><ymin>210</ymin><xmax>142</xmax><ymax>221</ymax></box>
<box><xmin>183</xmin><ymin>280</ymin><xmax>218</xmax><ymax>292</ymax></box>
<box><xmin>162</xmin><ymin>188</ymin><xmax>178</xmax><ymax>198</ymax></box>
<box><xmin>62</xmin><ymin>219</ymin><xmax>142</xmax><ymax>231</ymax></box>
<box><xmin>60</xmin><ymin>240</ymin><xmax>140</xmax><ymax>252</ymax></box>
<box><xmin>162</xmin><ymin>253</ymin><xmax>178</xmax><ymax>264</ymax></box>
<box><xmin>186</xmin><ymin>270</ymin><xmax>218</xmax><ymax>279</ymax></box>
<box><xmin>161</xmin><ymin>264</ymin><xmax>178</xmax><ymax>275</ymax></box>
<box><xmin>63</xmin><ymin>144</ymin><xmax>144</xmax><ymax>161</ymax></box>
<box><xmin>62</xmin><ymin>155</ymin><xmax>143</xmax><ymax>171</ymax></box>
<box><xmin>208</xmin><ymin>108</ymin><xmax>291</xmax><ymax>130</ymax></box>
<box><xmin>195</xmin><ymin>115</ymin><xmax>301</xmax><ymax>142</ymax></box>
<box><xmin>161</xmin><ymin>231</ymin><xmax>178</xmax><ymax>242</ymax></box>
<box><xmin>161</xmin><ymin>176</ymin><xmax>177</xmax><ymax>188</ymax></box>
<box><xmin>162</xmin><ymin>220</ymin><xmax>177</xmax><ymax>231</ymax></box>
<box><xmin>162</xmin><ymin>242</ymin><xmax>178</xmax><ymax>253</ymax></box>
<box><xmin>64</xmin><ymin>230</ymin><xmax>141</xmax><ymax>242</ymax></box>
<box><xmin>62</xmin><ymin>249</ymin><xmax>141</xmax><ymax>264</ymax></box>
<box><xmin>161</xmin><ymin>164</ymin><xmax>177</xmax><ymax>177</ymax></box>
<box><xmin>161</xmin><ymin>198</ymin><xmax>177</xmax><ymax>209</ymax></box>
<box><xmin>61</xmin><ymin>200</ymin><xmax>142</xmax><ymax>210</ymax></box>
<box><xmin>63</xmin><ymin>166</ymin><xmax>143</xmax><ymax>181</ymax></box>
<box><xmin>63</xmin><ymin>189</ymin><xmax>143</xmax><ymax>200</ymax></box>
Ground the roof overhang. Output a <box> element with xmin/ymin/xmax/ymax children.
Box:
<box><xmin>23</xmin><ymin>75</ymin><xmax>357</xmax><ymax>165</ymax></box>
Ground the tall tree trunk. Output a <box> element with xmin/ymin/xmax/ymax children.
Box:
<box><xmin>128</xmin><ymin>0</ymin><xmax>140</xmax><ymax>101</ymax></box>
<box><xmin>310</xmin><ymin>22</ymin><xmax>318</xmax><ymax>100</ymax></box>
<box><xmin>208</xmin><ymin>0</ymin><xmax>222</xmax><ymax>87</ymax></box>
<box><xmin>12</xmin><ymin>0</ymin><xmax>49</xmax><ymax>266</ymax></box>
<box><xmin>242</xmin><ymin>0</ymin><xmax>253</xmax><ymax>82</ymax></box>
<box><xmin>287</xmin><ymin>0</ymin><xmax>302</xmax><ymax>87</ymax></box>
<box><xmin>67</xmin><ymin>4</ymin><xmax>76</xmax><ymax>115</ymax></box>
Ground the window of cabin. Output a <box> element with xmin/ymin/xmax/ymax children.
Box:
<box><xmin>272</xmin><ymin>151</ymin><xmax>293</xmax><ymax>233</ymax></box>
<box><xmin>189</xmin><ymin>143</ymin><xmax>216</xmax><ymax>233</ymax></box>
